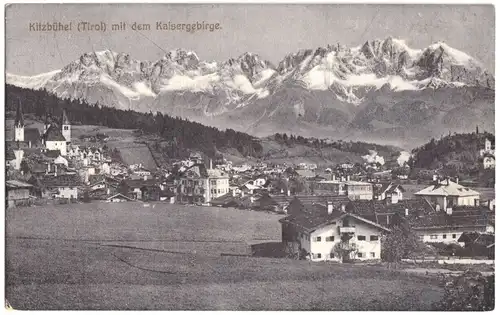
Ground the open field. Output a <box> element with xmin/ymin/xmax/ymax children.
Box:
<box><xmin>6</xmin><ymin>202</ymin><xmax>445</xmax><ymax>310</ymax></box>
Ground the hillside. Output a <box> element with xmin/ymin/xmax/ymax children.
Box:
<box><xmin>409</xmin><ymin>131</ymin><xmax>495</xmax><ymax>185</ymax></box>
<box><xmin>7</xmin><ymin>84</ymin><xmax>402</xmax><ymax>167</ymax></box>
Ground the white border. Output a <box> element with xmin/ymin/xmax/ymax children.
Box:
<box><xmin>1</xmin><ymin>1</ymin><xmax>497</xmax><ymax>315</ymax></box>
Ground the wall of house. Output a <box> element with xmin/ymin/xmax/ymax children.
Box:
<box><xmin>416</xmin><ymin>225</ymin><xmax>493</xmax><ymax>245</ymax></box>
<box><xmin>300</xmin><ymin>218</ymin><xmax>383</xmax><ymax>262</ymax></box>
<box><xmin>56</xmin><ymin>187</ymin><xmax>78</xmax><ymax>199</ymax></box>
<box><xmin>7</xmin><ymin>188</ymin><xmax>30</xmax><ymax>201</ymax></box>
<box><xmin>420</xmin><ymin>195</ymin><xmax>480</xmax><ymax>210</ymax></box>
<box><xmin>46</xmin><ymin>141</ymin><xmax>67</xmax><ymax>156</ymax></box>
<box><xmin>347</xmin><ymin>184</ymin><xmax>373</xmax><ymax>200</ymax></box>
<box><xmin>209</xmin><ymin>177</ymin><xmax>229</xmax><ymax>200</ymax></box>
<box><xmin>484</xmin><ymin>157</ymin><xmax>495</xmax><ymax>169</ymax></box>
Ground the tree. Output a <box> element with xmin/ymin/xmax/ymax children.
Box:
<box><xmin>381</xmin><ymin>216</ymin><xmax>423</xmax><ymax>266</ymax></box>
<box><xmin>333</xmin><ymin>241</ymin><xmax>358</xmax><ymax>263</ymax></box>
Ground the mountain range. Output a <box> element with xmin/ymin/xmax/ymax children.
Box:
<box><xmin>7</xmin><ymin>37</ymin><xmax>495</xmax><ymax>148</ymax></box>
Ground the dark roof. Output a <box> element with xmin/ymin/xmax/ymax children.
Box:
<box><xmin>15</xmin><ymin>101</ymin><xmax>24</xmax><ymax>126</ymax></box>
<box><xmin>44</xmin><ymin>124</ymin><xmax>66</xmax><ymax>141</ymax></box>
<box><xmin>181</xmin><ymin>164</ymin><xmax>209</xmax><ymax>178</ymax></box>
<box><xmin>107</xmin><ymin>193</ymin><xmax>135</xmax><ymax>201</ymax></box>
<box><xmin>457</xmin><ymin>232</ymin><xmax>495</xmax><ymax>245</ymax></box>
<box><xmin>122</xmin><ymin>179</ymin><xmax>159</xmax><ymax>188</ymax></box>
<box><xmin>280</xmin><ymin>201</ymin><xmax>389</xmax><ymax>232</ymax></box>
<box><xmin>43</xmin><ymin>150</ymin><xmax>61</xmax><ymax>159</ymax></box>
<box><xmin>346</xmin><ymin>199</ymin><xmax>435</xmax><ymax>227</ymax></box>
<box><xmin>286</xmin><ymin>195</ymin><xmax>351</xmax><ymax>216</ymax></box>
<box><xmin>6</xmin><ymin>180</ymin><xmax>32</xmax><ymax>189</ymax></box>
<box><xmin>24</xmin><ymin>128</ymin><xmax>41</xmax><ymax>144</ymax></box>
<box><xmin>410</xmin><ymin>206</ymin><xmax>494</xmax><ymax>230</ymax></box>
<box><xmin>61</xmin><ymin>109</ymin><xmax>71</xmax><ymax>125</ymax></box>
<box><xmin>210</xmin><ymin>193</ymin><xmax>240</xmax><ymax>207</ymax></box>
<box><xmin>42</xmin><ymin>174</ymin><xmax>81</xmax><ymax>188</ymax></box>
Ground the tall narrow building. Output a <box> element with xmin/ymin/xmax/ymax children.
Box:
<box><xmin>61</xmin><ymin>109</ymin><xmax>71</xmax><ymax>143</ymax></box>
<box><xmin>14</xmin><ymin>100</ymin><xmax>24</xmax><ymax>142</ymax></box>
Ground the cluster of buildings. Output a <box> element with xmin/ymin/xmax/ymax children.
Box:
<box><xmin>480</xmin><ymin>137</ymin><xmax>495</xmax><ymax>169</ymax></box>
<box><xmin>278</xmin><ymin>177</ymin><xmax>494</xmax><ymax>262</ymax></box>
<box><xmin>5</xmin><ymin>104</ymin><xmax>495</xmax><ymax>264</ymax></box>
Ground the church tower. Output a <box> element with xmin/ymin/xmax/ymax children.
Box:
<box><xmin>61</xmin><ymin>109</ymin><xmax>71</xmax><ymax>143</ymax></box>
<box><xmin>14</xmin><ymin>100</ymin><xmax>24</xmax><ymax>142</ymax></box>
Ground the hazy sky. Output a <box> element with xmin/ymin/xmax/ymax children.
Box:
<box><xmin>5</xmin><ymin>3</ymin><xmax>495</xmax><ymax>75</ymax></box>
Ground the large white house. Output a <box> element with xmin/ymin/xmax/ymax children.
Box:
<box><xmin>414</xmin><ymin>178</ymin><xmax>480</xmax><ymax>211</ymax></box>
<box><xmin>280</xmin><ymin>199</ymin><xmax>390</xmax><ymax>262</ymax></box>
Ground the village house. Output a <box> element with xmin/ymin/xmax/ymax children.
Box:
<box><xmin>6</xmin><ymin>180</ymin><xmax>33</xmax><ymax>208</ymax></box>
<box><xmin>482</xmin><ymin>154</ymin><xmax>495</xmax><ymax>169</ymax></box>
<box><xmin>41</xmin><ymin>173</ymin><xmax>81</xmax><ymax>200</ymax></box>
<box><xmin>279</xmin><ymin>198</ymin><xmax>390</xmax><ymax>262</ymax></box>
<box><xmin>409</xmin><ymin>205</ymin><xmax>494</xmax><ymax>245</ymax></box>
<box><xmin>373</xmin><ymin>182</ymin><xmax>405</xmax><ymax>203</ymax></box>
<box><xmin>176</xmin><ymin>163</ymin><xmax>230</xmax><ymax>204</ymax></box>
<box><xmin>312</xmin><ymin>178</ymin><xmax>373</xmax><ymax>200</ymax></box>
<box><xmin>414</xmin><ymin>178</ymin><xmax>481</xmax><ymax>210</ymax></box>
<box><xmin>106</xmin><ymin>193</ymin><xmax>136</xmax><ymax>203</ymax></box>
<box><xmin>119</xmin><ymin>179</ymin><xmax>161</xmax><ymax>201</ymax></box>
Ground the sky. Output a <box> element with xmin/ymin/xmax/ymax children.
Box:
<box><xmin>5</xmin><ymin>3</ymin><xmax>495</xmax><ymax>75</ymax></box>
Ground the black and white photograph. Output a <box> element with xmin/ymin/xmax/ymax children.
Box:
<box><xmin>3</xmin><ymin>2</ymin><xmax>496</xmax><ymax>311</ymax></box>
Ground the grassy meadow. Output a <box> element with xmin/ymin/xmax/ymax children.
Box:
<box><xmin>6</xmin><ymin>202</ymin><xmax>444</xmax><ymax>310</ymax></box>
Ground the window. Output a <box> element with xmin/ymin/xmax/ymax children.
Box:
<box><xmin>329</xmin><ymin>253</ymin><xmax>335</xmax><ymax>259</ymax></box>
<box><xmin>326</xmin><ymin>236</ymin><xmax>335</xmax><ymax>242</ymax></box>
<box><xmin>357</xmin><ymin>235</ymin><xmax>366</xmax><ymax>241</ymax></box>
<box><xmin>314</xmin><ymin>236</ymin><xmax>321</xmax><ymax>242</ymax></box>
<box><xmin>452</xmin><ymin>234</ymin><xmax>457</xmax><ymax>239</ymax></box>
<box><xmin>357</xmin><ymin>252</ymin><xmax>364</xmax><ymax>258</ymax></box>
<box><xmin>64</xmin><ymin>126</ymin><xmax>69</xmax><ymax>130</ymax></box>
<box><xmin>442</xmin><ymin>234</ymin><xmax>447</xmax><ymax>239</ymax></box>
<box><xmin>314</xmin><ymin>253</ymin><xmax>322</xmax><ymax>259</ymax></box>
<box><xmin>370</xmin><ymin>235</ymin><xmax>379</xmax><ymax>241</ymax></box>
<box><xmin>370</xmin><ymin>252</ymin><xmax>376</xmax><ymax>258</ymax></box>
<box><xmin>430</xmin><ymin>235</ymin><xmax>438</xmax><ymax>239</ymax></box>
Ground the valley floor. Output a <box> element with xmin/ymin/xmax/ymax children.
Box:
<box><xmin>6</xmin><ymin>202</ymin><xmax>444</xmax><ymax>310</ymax></box>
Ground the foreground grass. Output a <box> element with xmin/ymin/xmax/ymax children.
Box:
<box><xmin>6</xmin><ymin>202</ymin><xmax>444</xmax><ymax>310</ymax></box>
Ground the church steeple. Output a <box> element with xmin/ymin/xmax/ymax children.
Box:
<box><xmin>61</xmin><ymin>109</ymin><xmax>71</xmax><ymax>143</ymax></box>
<box><xmin>14</xmin><ymin>99</ymin><xmax>25</xmax><ymax>142</ymax></box>
<box><xmin>14</xmin><ymin>99</ymin><xmax>24</xmax><ymax>128</ymax></box>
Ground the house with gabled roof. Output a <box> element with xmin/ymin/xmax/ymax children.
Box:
<box><xmin>41</xmin><ymin>173</ymin><xmax>81</xmax><ymax>199</ymax></box>
<box><xmin>414</xmin><ymin>178</ymin><xmax>481</xmax><ymax>211</ymax></box>
<box><xmin>279</xmin><ymin>198</ymin><xmax>390</xmax><ymax>262</ymax></box>
<box><xmin>408</xmin><ymin>205</ymin><xmax>494</xmax><ymax>244</ymax></box>
<box><xmin>373</xmin><ymin>182</ymin><xmax>405</xmax><ymax>203</ymax></box>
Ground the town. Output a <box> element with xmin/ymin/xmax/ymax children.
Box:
<box><xmin>6</xmin><ymin>103</ymin><xmax>495</xmax><ymax>264</ymax></box>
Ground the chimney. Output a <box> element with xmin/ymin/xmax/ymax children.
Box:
<box><xmin>405</xmin><ymin>208</ymin><xmax>409</xmax><ymax>216</ymax></box>
<box><xmin>287</xmin><ymin>189</ymin><xmax>291</xmax><ymax>196</ymax></box>
<box><xmin>209</xmin><ymin>159</ymin><xmax>213</xmax><ymax>170</ymax></box>
<box><xmin>446</xmin><ymin>178</ymin><xmax>450</xmax><ymax>185</ymax></box>
<box><xmin>327</xmin><ymin>201</ymin><xmax>333</xmax><ymax>214</ymax></box>
<box><xmin>331</xmin><ymin>174</ymin><xmax>336</xmax><ymax>181</ymax></box>
<box><xmin>455</xmin><ymin>177</ymin><xmax>459</xmax><ymax>184</ymax></box>
<box><xmin>432</xmin><ymin>174</ymin><xmax>438</xmax><ymax>182</ymax></box>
